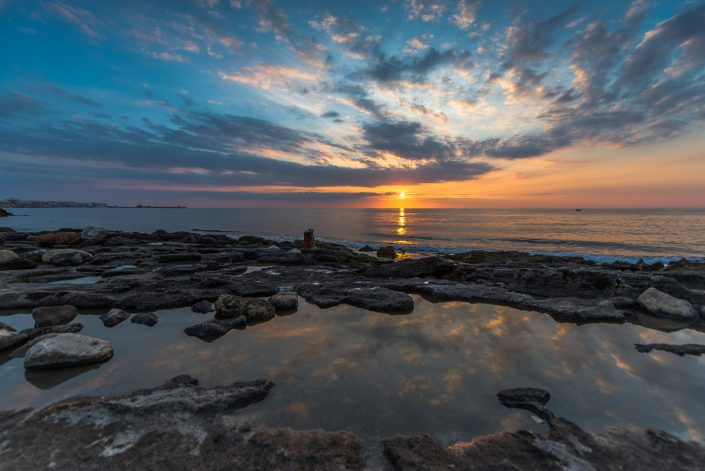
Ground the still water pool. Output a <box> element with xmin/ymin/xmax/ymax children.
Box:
<box><xmin>2</xmin><ymin>296</ymin><xmax>705</xmax><ymax>445</ymax></box>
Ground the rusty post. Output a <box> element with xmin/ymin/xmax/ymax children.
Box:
<box><xmin>303</xmin><ymin>228</ymin><xmax>315</xmax><ymax>250</ymax></box>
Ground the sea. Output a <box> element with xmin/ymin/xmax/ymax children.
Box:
<box><xmin>3</xmin><ymin>207</ymin><xmax>704</xmax><ymax>264</ymax></box>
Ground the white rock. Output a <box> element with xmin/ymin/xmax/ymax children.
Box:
<box><xmin>24</xmin><ymin>334</ymin><xmax>113</xmax><ymax>369</ymax></box>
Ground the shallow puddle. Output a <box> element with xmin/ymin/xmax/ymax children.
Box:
<box><xmin>48</xmin><ymin>276</ymin><xmax>103</xmax><ymax>285</ymax></box>
<box><xmin>1</xmin><ymin>296</ymin><xmax>705</xmax><ymax>445</ymax></box>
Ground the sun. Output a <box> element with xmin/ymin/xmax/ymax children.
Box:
<box><xmin>398</xmin><ymin>191</ymin><xmax>406</xmax><ymax>199</ymax></box>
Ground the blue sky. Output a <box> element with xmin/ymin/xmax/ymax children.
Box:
<box><xmin>1</xmin><ymin>0</ymin><xmax>704</xmax><ymax>207</ymax></box>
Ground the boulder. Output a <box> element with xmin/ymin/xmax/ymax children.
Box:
<box><xmin>184</xmin><ymin>319</ymin><xmax>233</xmax><ymax>340</ymax></box>
<box><xmin>0</xmin><ymin>208</ymin><xmax>11</xmax><ymax>217</ymax></box>
<box><xmin>270</xmin><ymin>292</ymin><xmax>299</xmax><ymax>313</ymax></box>
<box><xmin>131</xmin><ymin>312</ymin><xmax>158</xmax><ymax>327</ymax></box>
<box><xmin>24</xmin><ymin>333</ymin><xmax>113</xmax><ymax>369</ymax></box>
<box><xmin>359</xmin><ymin>245</ymin><xmax>375</xmax><ymax>252</ymax></box>
<box><xmin>10</xmin><ymin>333</ymin><xmax>62</xmax><ymax>358</ymax></box>
<box><xmin>32</xmin><ymin>305</ymin><xmax>78</xmax><ymax>327</ymax></box>
<box><xmin>214</xmin><ymin>295</ymin><xmax>276</xmax><ymax>322</ymax></box>
<box><xmin>376</xmin><ymin>246</ymin><xmax>397</xmax><ymax>258</ymax></box>
<box><xmin>637</xmin><ymin>287</ymin><xmax>699</xmax><ymax>323</ymax></box>
<box><xmin>214</xmin><ymin>294</ymin><xmax>247</xmax><ymax>318</ymax></box>
<box><xmin>0</xmin><ymin>249</ymin><xmax>37</xmax><ymax>270</ymax></box>
<box><xmin>37</xmin><ymin>231</ymin><xmax>81</xmax><ymax>246</ymax></box>
<box><xmin>41</xmin><ymin>249</ymin><xmax>93</xmax><ymax>266</ymax></box>
<box><xmin>100</xmin><ymin>308</ymin><xmax>130</xmax><ymax>327</ymax></box>
<box><xmin>191</xmin><ymin>300</ymin><xmax>214</xmax><ymax>313</ymax></box>
<box><xmin>80</xmin><ymin>226</ymin><xmax>110</xmax><ymax>241</ymax></box>
<box><xmin>244</xmin><ymin>299</ymin><xmax>276</xmax><ymax>322</ymax></box>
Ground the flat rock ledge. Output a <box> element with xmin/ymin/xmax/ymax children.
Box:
<box><xmin>1</xmin><ymin>379</ymin><xmax>703</xmax><ymax>470</ymax></box>
<box><xmin>635</xmin><ymin>343</ymin><xmax>705</xmax><ymax>357</ymax></box>
<box><xmin>0</xmin><ymin>228</ymin><xmax>704</xmax><ymax>332</ymax></box>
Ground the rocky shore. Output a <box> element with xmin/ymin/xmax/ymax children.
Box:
<box><xmin>1</xmin><ymin>226</ymin><xmax>705</xmax><ymax>468</ymax></box>
<box><xmin>1</xmin><ymin>375</ymin><xmax>704</xmax><ymax>470</ymax></box>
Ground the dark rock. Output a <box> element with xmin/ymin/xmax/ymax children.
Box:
<box><xmin>269</xmin><ymin>292</ymin><xmax>298</xmax><ymax>313</ymax></box>
<box><xmin>131</xmin><ymin>312</ymin><xmax>158</xmax><ymax>327</ymax></box>
<box><xmin>497</xmin><ymin>387</ymin><xmax>553</xmax><ymax>421</ymax></box>
<box><xmin>364</xmin><ymin>256</ymin><xmax>455</xmax><ymax>278</ymax></box>
<box><xmin>37</xmin><ymin>231</ymin><xmax>81</xmax><ymax>246</ymax></box>
<box><xmin>41</xmin><ymin>249</ymin><xmax>93</xmax><ymax>266</ymax></box>
<box><xmin>384</xmin><ymin>388</ymin><xmax>705</xmax><ymax>470</ymax></box>
<box><xmin>635</xmin><ymin>343</ymin><xmax>705</xmax><ymax>357</ymax></box>
<box><xmin>358</xmin><ymin>245</ymin><xmax>375</xmax><ymax>252</ymax></box>
<box><xmin>105</xmin><ymin>236</ymin><xmax>140</xmax><ymax>246</ymax></box>
<box><xmin>24</xmin><ymin>333</ymin><xmax>113</xmax><ymax>369</ymax></box>
<box><xmin>376</xmin><ymin>245</ymin><xmax>397</xmax><ymax>258</ymax></box>
<box><xmin>184</xmin><ymin>319</ymin><xmax>233</xmax><ymax>340</ymax></box>
<box><xmin>32</xmin><ymin>305</ymin><xmax>78</xmax><ymax>327</ymax></box>
<box><xmin>0</xmin><ymin>377</ymin><xmax>367</xmax><ymax>471</ymax></box>
<box><xmin>0</xmin><ymin>325</ymin><xmax>27</xmax><ymax>351</ymax></box>
<box><xmin>0</xmin><ymin>208</ymin><xmax>12</xmax><ymax>217</ymax></box>
<box><xmin>300</xmin><ymin>285</ymin><xmax>414</xmax><ymax>313</ymax></box>
<box><xmin>244</xmin><ymin>298</ymin><xmax>276</xmax><ymax>322</ymax></box>
<box><xmin>20</xmin><ymin>323</ymin><xmax>84</xmax><ymax>340</ymax></box>
<box><xmin>0</xmin><ymin>249</ymin><xmax>37</xmax><ymax>270</ymax></box>
<box><xmin>191</xmin><ymin>300</ymin><xmax>214</xmax><ymax>313</ymax></box>
<box><xmin>157</xmin><ymin>253</ymin><xmax>202</xmax><ymax>263</ymax></box>
<box><xmin>214</xmin><ymin>294</ymin><xmax>247</xmax><ymax>318</ymax></box>
<box><xmin>100</xmin><ymin>308</ymin><xmax>130</xmax><ymax>327</ymax></box>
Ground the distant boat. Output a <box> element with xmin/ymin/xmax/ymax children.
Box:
<box><xmin>576</xmin><ymin>208</ymin><xmax>583</xmax><ymax>212</ymax></box>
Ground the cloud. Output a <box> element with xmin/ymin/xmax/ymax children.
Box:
<box><xmin>48</xmin><ymin>1</ymin><xmax>104</xmax><ymax>40</ymax></box>
<box><xmin>364</xmin><ymin>48</ymin><xmax>472</xmax><ymax>83</ymax></box>
<box><xmin>0</xmin><ymin>109</ymin><xmax>494</xmax><ymax>188</ymax></box>
<box><xmin>451</xmin><ymin>0</ymin><xmax>478</xmax><ymax>30</ymax></box>
<box><xmin>0</xmin><ymin>92</ymin><xmax>46</xmax><ymax>119</ymax></box>
<box><xmin>405</xmin><ymin>0</ymin><xmax>448</xmax><ymax>22</ymax></box>
<box><xmin>362</xmin><ymin>119</ymin><xmax>455</xmax><ymax>160</ymax></box>
<box><xmin>320</xmin><ymin>111</ymin><xmax>340</xmax><ymax>119</ymax></box>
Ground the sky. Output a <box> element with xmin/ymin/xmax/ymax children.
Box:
<box><xmin>1</xmin><ymin>0</ymin><xmax>704</xmax><ymax>208</ymax></box>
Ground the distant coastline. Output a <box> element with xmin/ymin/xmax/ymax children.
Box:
<box><xmin>0</xmin><ymin>198</ymin><xmax>186</xmax><ymax>209</ymax></box>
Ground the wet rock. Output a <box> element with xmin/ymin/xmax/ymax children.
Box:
<box><xmin>0</xmin><ymin>249</ymin><xmax>37</xmax><ymax>270</ymax></box>
<box><xmin>0</xmin><ymin>208</ymin><xmax>12</xmax><ymax>217</ymax></box>
<box><xmin>41</xmin><ymin>248</ymin><xmax>93</xmax><ymax>266</ymax></box>
<box><xmin>0</xmin><ymin>324</ymin><xmax>27</xmax><ymax>351</ymax></box>
<box><xmin>245</xmin><ymin>298</ymin><xmax>276</xmax><ymax>322</ymax></box>
<box><xmin>10</xmin><ymin>333</ymin><xmax>63</xmax><ymax>358</ymax></box>
<box><xmin>20</xmin><ymin>323</ymin><xmax>84</xmax><ymax>340</ymax></box>
<box><xmin>32</xmin><ymin>305</ymin><xmax>78</xmax><ymax>327</ymax></box>
<box><xmin>131</xmin><ymin>312</ymin><xmax>158</xmax><ymax>326</ymax></box>
<box><xmin>376</xmin><ymin>245</ymin><xmax>397</xmax><ymax>258</ymax></box>
<box><xmin>497</xmin><ymin>387</ymin><xmax>553</xmax><ymax>421</ymax></box>
<box><xmin>157</xmin><ymin>253</ymin><xmax>202</xmax><ymax>263</ymax></box>
<box><xmin>80</xmin><ymin>226</ymin><xmax>110</xmax><ymax>241</ymax></box>
<box><xmin>637</xmin><ymin>287</ymin><xmax>699</xmax><ymax>323</ymax></box>
<box><xmin>37</xmin><ymin>231</ymin><xmax>81</xmax><ymax>246</ymax></box>
<box><xmin>0</xmin><ymin>376</ymin><xmax>366</xmax><ymax>471</ymax></box>
<box><xmin>191</xmin><ymin>300</ymin><xmax>214</xmax><ymax>313</ymax></box>
<box><xmin>359</xmin><ymin>245</ymin><xmax>375</xmax><ymax>252</ymax></box>
<box><xmin>364</xmin><ymin>256</ymin><xmax>455</xmax><ymax>278</ymax></box>
<box><xmin>384</xmin><ymin>388</ymin><xmax>705</xmax><ymax>471</ymax></box>
<box><xmin>214</xmin><ymin>294</ymin><xmax>247</xmax><ymax>318</ymax></box>
<box><xmin>300</xmin><ymin>285</ymin><xmax>414</xmax><ymax>313</ymax></box>
<box><xmin>270</xmin><ymin>292</ymin><xmax>298</xmax><ymax>313</ymax></box>
<box><xmin>105</xmin><ymin>236</ymin><xmax>140</xmax><ymax>246</ymax></box>
<box><xmin>635</xmin><ymin>343</ymin><xmax>705</xmax><ymax>357</ymax></box>
<box><xmin>100</xmin><ymin>308</ymin><xmax>130</xmax><ymax>327</ymax></box>
<box><xmin>184</xmin><ymin>319</ymin><xmax>233</xmax><ymax>340</ymax></box>
<box><xmin>24</xmin><ymin>333</ymin><xmax>113</xmax><ymax>369</ymax></box>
